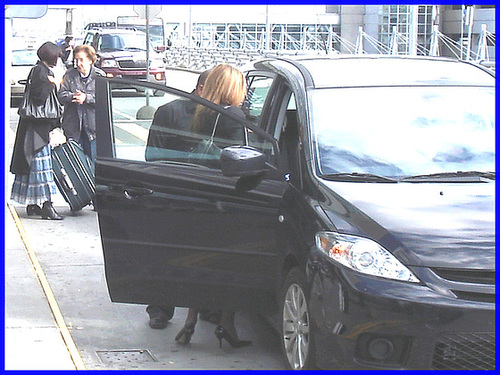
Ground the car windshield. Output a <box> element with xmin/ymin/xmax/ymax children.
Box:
<box><xmin>311</xmin><ymin>86</ymin><xmax>495</xmax><ymax>179</ymax></box>
<box><xmin>12</xmin><ymin>49</ymin><xmax>38</xmax><ymax>66</ymax></box>
<box><xmin>100</xmin><ymin>33</ymin><xmax>148</xmax><ymax>51</ymax></box>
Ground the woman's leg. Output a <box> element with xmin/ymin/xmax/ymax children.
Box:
<box><xmin>175</xmin><ymin>308</ymin><xmax>198</xmax><ymax>345</ymax></box>
<box><xmin>11</xmin><ymin>145</ymin><xmax>61</xmax><ymax>219</ymax></box>
<box><xmin>185</xmin><ymin>308</ymin><xmax>199</xmax><ymax>326</ymax></box>
<box><xmin>214</xmin><ymin>311</ymin><xmax>251</xmax><ymax>348</ymax></box>
<box><xmin>219</xmin><ymin>311</ymin><xmax>237</xmax><ymax>339</ymax></box>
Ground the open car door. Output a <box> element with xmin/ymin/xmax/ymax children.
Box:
<box><xmin>95</xmin><ymin>77</ymin><xmax>286</xmax><ymax>312</ymax></box>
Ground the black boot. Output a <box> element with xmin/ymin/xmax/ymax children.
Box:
<box><xmin>26</xmin><ymin>204</ymin><xmax>42</xmax><ymax>216</ymax></box>
<box><xmin>41</xmin><ymin>201</ymin><xmax>63</xmax><ymax>220</ymax></box>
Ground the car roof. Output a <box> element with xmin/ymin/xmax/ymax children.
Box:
<box><xmin>87</xmin><ymin>28</ymin><xmax>145</xmax><ymax>36</ymax></box>
<box><xmin>270</xmin><ymin>55</ymin><xmax>495</xmax><ymax>88</ymax></box>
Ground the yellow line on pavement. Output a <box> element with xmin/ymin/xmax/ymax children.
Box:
<box><xmin>7</xmin><ymin>203</ymin><xmax>87</xmax><ymax>370</ymax></box>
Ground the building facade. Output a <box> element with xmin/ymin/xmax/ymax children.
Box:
<box><xmin>9</xmin><ymin>5</ymin><xmax>495</xmax><ymax>61</ymax></box>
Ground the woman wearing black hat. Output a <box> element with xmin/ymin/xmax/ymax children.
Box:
<box><xmin>10</xmin><ymin>41</ymin><xmax>64</xmax><ymax>220</ymax></box>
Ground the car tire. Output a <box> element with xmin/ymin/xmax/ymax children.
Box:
<box><xmin>280</xmin><ymin>267</ymin><xmax>315</xmax><ymax>370</ymax></box>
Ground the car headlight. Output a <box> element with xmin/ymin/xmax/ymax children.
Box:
<box><xmin>101</xmin><ymin>59</ymin><xmax>117</xmax><ymax>68</ymax></box>
<box><xmin>315</xmin><ymin>231</ymin><xmax>420</xmax><ymax>283</ymax></box>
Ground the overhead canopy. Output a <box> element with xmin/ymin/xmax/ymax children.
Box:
<box><xmin>5</xmin><ymin>5</ymin><xmax>48</xmax><ymax>19</ymax></box>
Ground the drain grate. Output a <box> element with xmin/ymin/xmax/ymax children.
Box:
<box><xmin>96</xmin><ymin>349</ymin><xmax>157</xmax><ymax>365</ymax></box>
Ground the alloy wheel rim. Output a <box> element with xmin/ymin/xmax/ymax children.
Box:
<box><xmin>283</xmin><ymin>283</ymin><xmax>310</xmax><ymax>370</ymax></box>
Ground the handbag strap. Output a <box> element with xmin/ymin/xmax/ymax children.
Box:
<box><xmin>209</xmin><ymin>105</ymin><xmax>230</xmax><ymax>140</ymax></box>
<box><xmin>22</xmin><ymin>66</ymin><xmax>38</xmax><ymax>100</ymax></box>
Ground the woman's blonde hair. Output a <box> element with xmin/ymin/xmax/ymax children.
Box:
<box><xmin>201</xmin><ymin>64</ymin><xmax>246</xmax><ymax>106</ymax></box>
<box><xmin>193</xmin><ymin>64</ymin><xmax>246</xmax><ymax>134</ymax></box>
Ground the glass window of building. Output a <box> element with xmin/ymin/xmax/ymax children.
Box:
<box><xmin>379</xmin><ymin>5</ymin><xmax>434</xmax><ymax>55</ymax></box>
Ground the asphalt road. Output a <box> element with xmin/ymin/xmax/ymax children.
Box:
<box><xmin>5</xmin><ymin>106</ymin><xmax>285</xmax><ymax>370</ymax></box>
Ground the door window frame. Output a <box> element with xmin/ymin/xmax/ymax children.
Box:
<box><xmin>95</xmin><ymin>76</ymin><xmax>281</xmax><ymax>168</ymax></box>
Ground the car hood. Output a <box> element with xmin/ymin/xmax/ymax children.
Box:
<box><xmin>320</xmin><ymin>181</ymin><xmax>495</xmax><ymax>269</ymax></box>
<box><xmin>10</xmin><ymin>65</ymin><xmax>33</xmax><ymax>85</ymax></box>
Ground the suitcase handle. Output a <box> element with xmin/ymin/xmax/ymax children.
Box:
<box><xmin>60</xmin><ymin>167</ymin><xmax>78</xmax><ymax>196</ymax></box>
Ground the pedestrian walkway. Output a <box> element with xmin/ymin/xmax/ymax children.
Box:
<box><xmin>4</xmin><ymin>109</ymin><xmax>84</xmax><ymax>369</ymax></box>
<box><xmin>5</xmin><ymin>203</ymin><xmax>79</xmax><ymax>370</ymax></box>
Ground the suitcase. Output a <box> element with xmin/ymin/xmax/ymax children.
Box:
<box><xmin>51</xmin><ymin>140</ymin><xmax>95</xmax><ymax>211</ymax></box>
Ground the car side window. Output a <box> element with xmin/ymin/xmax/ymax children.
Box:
<box><xmin>108</xmin><ymin>82</ymin><xmax>246</xmax><ymax>169</ymax></box>
<box><xmin>243</xmin><ymin>75</ymin><xmax>274</xmax><ymax>129</ymax></box>
<box><xmin>83</xmin><ymin>33</ymin><xmax>93</xmax><ymax>45</ymax></box>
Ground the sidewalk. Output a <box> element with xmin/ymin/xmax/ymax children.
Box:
<box><xmin>4</xmin><ymin>106</ymin><xmax>79</xmax><ymax>370</ymax></box>
<box><xmin>5</xmin><ymin>203</ymin><xmax>77</xmax><ymax>370</ymax></box>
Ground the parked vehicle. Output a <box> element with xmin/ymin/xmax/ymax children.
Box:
<box><xmin>94</xmin><ymin>56</ymin><xmax>495</xmax><ymax>370</ymax></box>
<box><xmin>83</xmin><ymin>27</ymin><xmax>166</xmax><ymax>90</ymax></box>
<box><xmin>9</xmin><ymin>47</ymin><xmax>67</xmax><ymax>108</ymax></box>
<box><xmin>9</xmin><ymin>48</ymin><xmax>38</xmax><ymax>107</ymax></box>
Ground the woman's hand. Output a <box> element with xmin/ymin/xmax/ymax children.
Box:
<box><xmin>72</xmin><ymin>89</ymin><xmax>87</xmax><ymax>104</ymax></box>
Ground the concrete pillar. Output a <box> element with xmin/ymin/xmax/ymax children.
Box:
<box><xmin>340</xmin><ymin>5</ymin><xmax>365</xmax><ymax>54</ymax></box>
<box><xmin>65</xmin><ymin>8</ymin><xmax>73</xmax><ymax>36</ymax></box>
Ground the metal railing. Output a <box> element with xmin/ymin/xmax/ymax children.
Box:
<box><xmin>164</xmin><ymin>22</ymin><xmax>495</xmax><ymax>72</ymax></box>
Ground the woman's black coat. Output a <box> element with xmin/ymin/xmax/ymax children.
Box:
<box><xmin>10</xmin><ymin>62</ymin><xmax>61</xmax><ymax>175</ymax></box>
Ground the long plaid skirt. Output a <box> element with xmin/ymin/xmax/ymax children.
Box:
<box><xmin>10</xmin><ymin>145</ymin><xmax>58</xmax><ymax>205</ymax></box>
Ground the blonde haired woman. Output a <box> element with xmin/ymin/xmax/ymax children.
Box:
<box><xmin>192</xmin><ymin>63</ymin><xmax>246</xmax><ymax>145</ymax></box>
<box><xmin>175</xmin><ymin>64</ymin><xmax>251</xmax><ymax>349</ymax></box>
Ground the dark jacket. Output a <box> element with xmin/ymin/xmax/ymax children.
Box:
<box><xmin>145</xmin><ymin>97</ymin><xmax>198</xmax><ymax>160</ymax></box>
<box><xmin>10</xmin><ymin>62</ymin><xmax>61</xmax><ymax>175</ymax></box>
<box><xmin>60</xmin><ymin>42</ymin><xmax>72</xmax><ymax>62</ymax></box>
<box><xmin>58</xmin><ymin>65</ymin><xmax>105</xmax><ymax>142</ymax></box>
<box><xmin>197</xmin><ymin>105</ymin><xmax>245</xmax><ymax>147</ymax></box>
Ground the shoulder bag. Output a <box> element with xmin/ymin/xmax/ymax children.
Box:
<box><xmin>18</xmin><ymin>68</ymin><xmax>63</xmax><ymax>120</ymax></box>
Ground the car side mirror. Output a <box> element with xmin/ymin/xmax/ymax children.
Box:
<box><xmin>220</xmin><ymin>146</ymin><xmax>267</xmax><ymax>178</ymax></box>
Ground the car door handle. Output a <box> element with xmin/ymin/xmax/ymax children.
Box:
<box><xmin>123</xmin><ymin>186</ymin><xmax>154</xmax><ymax>200</ymax></box>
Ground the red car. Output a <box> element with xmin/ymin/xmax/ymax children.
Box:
<box><xmin>83</xmin><ymin>27</ymin><xmax>166</xmax><ymax>91</ymax></box>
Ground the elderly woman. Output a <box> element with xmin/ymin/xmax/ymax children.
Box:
<box><xmin>58</xmin><ymin>44</ymin><xmax>104</xmax><ymax>161</ymax></box>
<box><xmin>10</xmin><ymin>41</ymin><xmax>64</xmax><ymax>220</ymax></box>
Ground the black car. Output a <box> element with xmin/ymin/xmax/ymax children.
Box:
<box><xmin>94</xmin><ymin>56</ymin><xmax>495</xmax><ymax>370</ymax></box>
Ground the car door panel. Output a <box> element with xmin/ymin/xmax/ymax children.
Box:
<box><xmin>96</xmin><ymin>78</ymin><xmax>286</xmax><ymax>312</ymax></box>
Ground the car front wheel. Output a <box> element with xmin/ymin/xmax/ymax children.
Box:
<box><xmin>280</xmin><ymin>267</ymin><xmax>315</xmax><ymax>370</ymax></box>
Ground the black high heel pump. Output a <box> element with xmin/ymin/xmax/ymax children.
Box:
<box><xmin>175</xmin><ymin>322</ymin><xmax>195</xmax><ymax>345</ymax></box>
<box><xmin>214</xmin><ymin>325</ymin><xmax>251</xmax><ymax>349</ymax></box>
